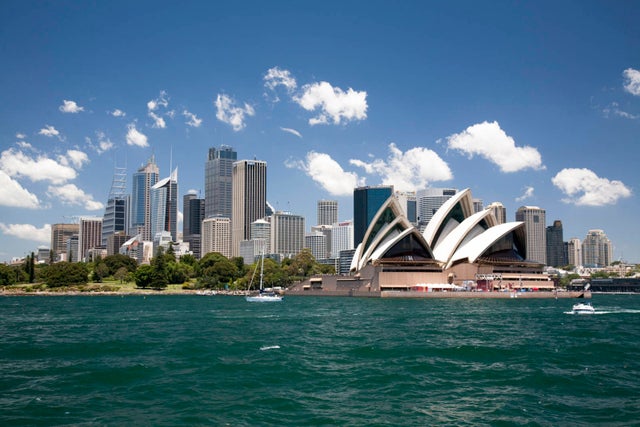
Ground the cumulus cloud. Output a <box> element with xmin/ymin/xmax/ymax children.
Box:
<box><xmin>38</xmin><ymin>125</ymin><xmax>61</xmax><ymax>138</ymax></box>
<box><xmin>623</xmin><ymin>68</ymin><xmax>640</xmax><ymax>96</ymax></box>
<box><xmin>349</xmin><ymin>143</ymin><xmax>453</xmax><ymax>192</ymax></box>
<box><xmin>215</xmin><ymin>94</ymin><xmax>255</xmax><ymax>131</ymax></box>
<box><xmin>16</xmin><ymin>141</ymin><xmax>33</xmax><ymax>150</ymax></box>
<box><xmin>602</xmin><ymin>102</ymin><xmax>638</xmax><ymax>120</ymax></box>
<box><xmin>109</xmin><ymin>108</ymin><xmax>126</xmax><ymax>117</ymax></box>
<box><xmin>264</xmin><ymin>67</ymin><xmax>298</xmax><ymax>101</ymax></box>
<box><xmin>0</xmin><ymin>223</ymin><xmax>51</xmax><ymax>243</ymax></box>
<box><xmin>444</xmin><ymin>121</ymin><xmax>544</xmax><ymax>172</ymax></box>
<box><xmin>149</xmin><ymin>111</ymin><xmax>166</xmax><ymax>128</ymax></box>
<box><xmin>280</xmin><ymin>127</ymin><xmax>302</xmax><ymax>138</ymax></box>
<box><xmin>294</xmin><ymin>81</ymin><xmax>368</xmax><ymax>125</ymax></box>
<box><xmin>59</xmin><ymin>99</ymin><xmax>84</xmax><ymax>113</ymax></box>
<box><xmin>91</xmin><ymin>131</ymin><xmax>114</xmax><ymax>154</ymax></box>
<box><xmin>515</xmin><ymin>186</ymin><xmax>535</xmax><ymax>202</ymax></box>
<box><xmin>285</xmin><ymin>151</ymin><xmax>364</xmax><ymax>196</ymax></box>
<box><xmin>552</xmin><ymin>168</ymin><xmax>632</xmax><ymax>206</ymax></box>
<box><xmin>183</xmin><ymin>110</ymin><xmax>203</xmax><ymax>127</ymax></box>
<box><xmin>147</xmin><ymin>90</ymin><xmax>169</xmax><ymax>111</ymax></box>
<box><xmin>16</xmin><ymin>133</ymin><xmax>26</xmax><ymax>139</ymax></box>
<box><xmin>47</xmin><ymin>184</ymin><xmax>104</xmax><ymax>210</ymax></box>
<box><xmin>126</xmin><ymin>123</ymin><xmax>149</xmax><ymax>147</ymax></box>
<box><xmin>58</xmin><ymin>149</ymin><xmax>89</xmax><ymax>169</ymax></box>
<box><xmin>0</xmin><ymin>171</ymin><xmax>40</xmax><ymax>208</ymax></box>
<box><xmin>0</xmin><ymin>148</ymin><xmax>77</xmax><ymax>184</ymax></box>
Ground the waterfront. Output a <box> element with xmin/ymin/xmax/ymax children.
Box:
<box><xmin>1</xmin><ymin>294</ymin><xmax>639</xmax><ymax>425</ymax></box>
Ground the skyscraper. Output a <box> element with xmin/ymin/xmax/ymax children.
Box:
<box><xmin>305</xmin><ymin>232</ymin><xmax>327</xmax><ymax>261</ymax></box>
<box><xmin>78</xmin><ymin>217</ymin><xmax>103</xmax><ymax>262</ymax></box>
<box><xmin>331</xmin><ymin>220</ymin><xmax>354</xmax><ymax>259</ymax></box>
<box><xmin>150</xmin><ymin>168</ymin><xmax>178</xmax><ymax>242</ymax></box>
<box><xmin>51</xmin><ymin>223</ymin><xmax>79</xmax><ymax>262</ymax></box>
<box><xmin>232</xmin><ymin>159</ymin><xmax>267</xmax><ymax>256</ymax></box>
<box><xmin>270</xmin><ymin>211</ymin><xmax>305</xmax><ymax>258</ymax></box>
<box><xmin>353</xmin><ymin>185</ymin><xmax>393</xmax><ymax>247</ymax></box>
<box><xmin>317</xmin><ymin>200</ymin><xmax>338</xmax><ymax>226</ymax></box>
<box><xmin>130</xmin><ymin>156</ymin><xmax>159</xmax><ymax>241</ymax></box>
<box><xmin>416</xmin><ymin>187</ymin><xmax>458</xmax><ymax>230</ymax></box>
<box><xmin>205</xmin><ymin>146</ymin><xmax>237</xmax><ymax>219</ymax></box>
<box><xmin>488</xmin><ymin>202</ymin><xmax>507</xmax><ymax>224</ymax></box>
<box><xmin>202</xmin><ymin>217</ymin><xmax>232</xmax><ymax>258</ymax></box>
<box><xmin>566</xmin><ymin>238</ymin><xmax>582</xmax><ymax>267</ymax></box>
<box><xmin>183</xmin><ymin>192</ymin><xmax>205</xmax><ymax>259</ymax></box>
<box><xmin>515</xmin><ymin>206</ymin><xmax>546</xmax><ymax>264</ymax></box>
<box><xmin>582</xmin><ymin>229</ymin><xmax>613</xmax><ymax>267</ymax></box>
<box><xmin>102</xmin><ymin>166</ymin><xmax>129</xmax><ymax>247</ymax></box>
<box><xmin>546</xmin><ymin>220</ymin><xmax>567</xmax><ymax>267</ymax></box>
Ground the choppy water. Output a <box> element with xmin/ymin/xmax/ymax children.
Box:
<box><xmin>1</xmin><ymin>294</ymin><xmax>639</xmax><ymax>426</ymax></box>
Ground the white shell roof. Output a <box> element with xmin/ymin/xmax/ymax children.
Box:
<box><xmin>432</xmin><ymin>209</ymin><xmax>494</xmax><ymax>263</ymax></box>
<box><xmin>422</xmin><ymin>188</ymin><xmax>472</xmax><ymax>247</ymax></box>
<box><xmin>447</xmin><ymin>221</ymin><xmax>524</xmax><ymax>268</ymax></box>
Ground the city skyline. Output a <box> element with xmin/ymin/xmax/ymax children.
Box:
<box><xmin>1</xmin><ymin>2</ymin><xmax>639</xmax><ymax>263</ymax></box>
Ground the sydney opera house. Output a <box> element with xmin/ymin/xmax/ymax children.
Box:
<box><xmin>290</xmin><ymin>189</ymin><xmax>557</xmax><ymax>297</ymax></box>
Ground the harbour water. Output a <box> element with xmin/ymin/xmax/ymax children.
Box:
<box><xmin>1</xmin><ymin>294</ymin><xmax>639</xmax><ymax>426</ymax></box>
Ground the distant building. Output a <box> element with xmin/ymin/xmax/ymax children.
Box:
<box><xmin>183</xmin><ymin>192</ymin><xmax>205</xmax><ymax>258</ymax></box>
<box><xmin>240</xmin><ymin>238</ymin><xmax>268</xmax><ymax>265</ymax></box>
<box><xmin>354</xmin><ymin>186</ymin><xmax>393</xmax><ymax>247</ymax></box>
<box><xmin>36</xmin><ymin>247</ymin><xmax>50</xmax><ymax>264</ymax></box>
<box><xmin>232</xmin><ymin>159</ymin><xmax>267</xmax><ymax>257</ymax></box>
<box><xmin>395</xmin><ymin>191</ymin><xmax>417</xmax><ymax>225</ymax></box>
<box><xmin>311</xmin><ymin>224</ymin><xmax>332</xmax><ymax>259</ymax></box>
<box><xmin>566</xmin><ymin>237</ymin><xmax>582</xmax><ymax>267</ymax></box>
<box><xmin>305</xmin><ymin>231</ymin><xmax>327</xmax><ymax>261</ymax></box>
<box><xmin>202</xmin><ymin>217</ymin><xmax>232</xmax><ymax>258</ymax></box>
<box><xmin>416</xmin><ymin>187</ymin><xmax>458</xmax><ymax>231</ymax></box>
<box><xmin>270</xmin><ymin>211</ymin><xmax>305</xmax><ymax>258</ymax></box>
<box><xmin>107</xmin><ymin>231</ymin><xmax>130</xmax><ymax>256</ymax></box>
<box><xmin>317</xmin><ymin>200</ymin><xmax>338</xmax><ymax>226</ymax></box>
<box><xmin>546</xmin><ymin>220</ymin><xmax>567</xmax><ymax>267</ymax></box>
<box><xmin>66</xmin><ymin>235</ymin><xmax>79</xmax><ymax>263</ymax></box>
<box><xmin>515</xmin><ymin>206</ymin><xmax>546</xmax><ymax>264</ymax></box>
<box><xmin>102</xmin><ymin>166</ymin><xmax>129</xmax><ymax>247</ymax></box>
<box><xmin>78</xmin><ymin>217</ymin><xmax>103</xmax><ymax>262</ymax></box>
<box><xmin>130</xmin><ymin>156</ymin><xmax>159</xmax><ymax>240</ymax></box>
<box><xmin>487</xmin><ymin>202</ymin><xmax>507</xmax><ymax>225</ymax></box>
<box><xmin>331</xmin><ymin>220</ymin><xmax>354</xmax><ymax>259</ymax></box>
<box><xmin>150</xmin><ymin>168</ymin><xmax>178</xmax><ymax>242</ymax></box>
<box><xmin>205</xmin><ymin>146</ymin><xmax>237</xmax><ymax>219</ymax></box>
<box><xmin>250</xmin><ymin>219</ymin><xmax>271</xmax><ymax>254</ymax></box>
<box><xmin>582</xmin><ymin>229</ymin><xmax>613</xmax><ymax>267</ymax></box>
<box><xmin>473</xmin><ymin>198</ymin><xmax>483</xmax><ymax>213</ymax></box>
<box><xmin>51</xmin><ymin>223</ymin><xmax>79</xmax><ymax>262</ymax></box>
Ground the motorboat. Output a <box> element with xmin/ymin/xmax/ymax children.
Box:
<box><xmin>572</xmin><ymin>302</ymin><xmax>595</xmax><ymax>314</ymax></box>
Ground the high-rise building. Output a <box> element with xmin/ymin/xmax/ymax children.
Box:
<box><xmin>305</xmin><ymin>232</ymin><xmax>327</xmax><ymax>261</ymax></box>
<box><xmin>202</xmin><ymin>217</ymin><xmax>232</xmax><ymax>258</ymax></box>
<box><xmin>232</xmin><ymin>159</ymin><xmax>267</xmax><ymax>257</ymax></box>
<box><xmin>566</xmin><ymin>238</ymin><xmax>582</xmax><ymax>268</ymax></box>
<box><xmin>102</xmin><ymin>166</ymin><xmax>129</xmax><ymax>247</ymax></box>
<box><xmin>331</xmin><ymin>220</ymin><xmax>354</xmax><ymax>259</ymax></box>
<box><xmin>353</xmin><ymin>186</ymin><xmax>393</xmax><ymax>247</ymax></box>
<box><xmin>183</xmin><ymin>192</ymin><xmax>205</xmax><ymax>258</ymax></box>
<box><xmin>205</xmin><ymin>146</ymin><xmax>237</xmax><ymax>219</ymax></box>
<box><xmin>515</xmin><ymin>206</ymin><xmax>546</xmax><ymax>264</ymax></box>
<box><xmin>546</xmin><ymin>220</ymin><xmax>567</xmax><ymax>267</ymax></box>
<box><xmin>582</xmin><ymin>229</ymin><xmax>613</xmax><ymax>267</ymax></box>
<box><xmin>66</xmin><ymin>235</ymin><xmax>79</xmax><ymax>262</ymax></box>
<box><xmin>394</xmin><ymin>192</ymin><xmax>417</xmax><ymax>224</ymax></box>
<box><xmin>488</xmin><ymin>202</ymin><xmax>507</xmax><ymax>224</ymax></box>
<box><xmin>51</xmin><ymin>223</ymin><xmax>79</xmax><ymax>262</ymax></box>
<box><xmin>78</xmin><ymin>217</ymin><xmax>103</xmax><ymax>262</ymax></box>
<box><xmin>416</xmin><ymin>188</ymin><xmax>458</xmax><ymax>230</ymax></box>
<box><xmin>250</xmin><ymin>219</ymin><xmax>271</xmax><ymax>253</ymax></box>
<box><xmin>317</xmin><ymin>200</ymin><xmax>338</xmax><ymax>226</ymax></box>
<box><xmin>310</xmin><ymin>224</ymin><xmax>332</xmax><ymax>259</ymax></box>
<box><xmin>473</xmin><ymin>198</ymin><xmax>484</xmax><ymax>213</ymax></box>
<box><xmin>130</xmin><ymin>156</ymin><xmax>159</xmax><ymax>240</ymax></box>
<box><xmin>150</xmin><ymin>168</ymin><xmax>178</xmax><ymax>242</ymax></box>
<box><xmin>107</xmin><ymin>231</ymin><xmax>130</xmax><ymax>256</ymax></box>
<box><xmin>270</xmin><ymin>211</ymin><xmax>305</xmax><ymax>258</ymax></box>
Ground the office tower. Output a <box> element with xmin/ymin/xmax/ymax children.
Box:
<box><xmin>473</xmin><ymin>198</ymin><xmax>483</xmax><ymax>213</ymax></box>
<box><xmin>305</xmin><ymin>232</ymin><xmax>327</xmax><ymax>261</ymax></box>
<box><xmin>202</xmin><ymin>217</ymin><xmax>232</xmax><ymax>258</ymax></box>
<box><xmin>51</xmin><ymin>223</ymin><xmax>79</xmax><ymax>261</ymax></box>
<box><xmin>205</xmin><ymin>146</ymin><xmax>237</xmax><ymax>219</ymax></box>
<box><xmin>66</xmin><ymin>235</ymin><xmax>79</xmax><ymax>262</ymax></box>
<box><xmin>353</xmin><ymin>185</ymin><xmax>393</xmax><ymax>247</ymax></box>
<box><xmin>317</xmin><ymin>200</ymin><xmax>338</xmax><ymax>226</ymax></box>
<box><xmin>311</xmin><ymin>224</ymin><xmax>332</xmax><ymax>259</ymax></box>
<box><xmin>546</xmin><ymin>220</ymin><xmax>568</xmax><ymax>267</ymax></box>
<box><xmin>515</xmin><ymin>206</ymin><xmax>547</xmax><ymax>264</ymax></box>
<box><xmin>270</xmin><ymin>211</ymin><xmax>305</xmax><ymax>258</ymax></box>
<box><xmin>395</xmin><ymin>191</ymin><xmax>417</xmax><ymax>224</ymax></box>
<box><xmin>566</xmin><ymin>238</ymin><xmax>582</xmax><ymax>268</ymax></box>
<box><xmin>183</xmin><ymin>192</ymin><xmax>205</xmax><ymax>258</ymax></box>
<box><xmin>232</xmin><ymin>159</ymin><xmax>267</xmax><ymax>257</ymax></box>
<box><xmin>416</xmin><ymin>187</ymin><xmax>458</xmax><ymax>230</ymax></box>
<box><xmin>339</xmin><ymin>248</ymin><xmax>357</xmax><ymax>275</ymax></box>
<box><xmin>130</xmin><ymin>156</ymin><xmax>159</xmax><ymax>240</ymax></box>
<box><xmin>582</xmin><ymin>229</ymin><xmax>613</xmax><ymax>267</ymax></box>
<box><xmin>78</xmin><ymin>217</ymin><xmax>103</xmax><ymax>262</ymax></box>
<box><xmin>488</xmin><ymin>202</ymin><xmax>507</xmax><ymax>225</ymax></box>
<box><xmin>102</xmin><ymin>166</ymin><xmax>129</xmax><ymax>247</ymax></box>
<box><xmin>150</xmin><ymin>168</ymin><xmax>178</xmax><ymax>242</ymax></box>
<box><xmin>37</xmin><ymin>247</ymin><xmax>50</xmax><ymax>263</ymax></box>
<box><xmin>250</xmin><ymin>218</ymin><xmax>271</xmax><ymax>253</ymax></box>
<box><xmin>331</xmin><ymin>220</ymin><xmax>354</xmax><ymax>259</ymax></box>
<box><xmin>107</xmin><ymin>231</ymin><xmax>129</xmax><ymax>256</ymax></box>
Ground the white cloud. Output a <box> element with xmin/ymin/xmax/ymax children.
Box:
<box><xmin>294</xmin><ymin>81</ymin><xmax>368</xmax><ymax>125</ymax></box>
<box><xmin>349</xmin><ymin>143</ymin><xmax>453</xmax><ymax>192</ymax></box>
<box><xmin>147</xmin><ymin>90</ymin><xmax>169</xmax><ymax>111</ymax></box>
<box><xmin>444</xmin><ymin>121</ymin><xmax>544</xmax><ymax>172</ymax></box>
<box><xmin>183</xmin><ymin>110</ymin><xmax>202</xmax><ymax>127</ymax></box>
<box><xmin>0</xmin><ymin>171</ymin><xmax>40</xmax><ymax>208</ymax></box>
<box><xmin>109</xmin><ymin>108</ymin><xmax>126</xmax><ymax>117</ymax></box>
<box><xmin>0</xmin><ymin>148</ymin><xmax>77</xmax><ymax>184</ymax></box>
<box><xmin>264</xmin><ymin>67</ymin><xmax>298</xmax><ymax>101</ymax></box>
<box><xmin>285</xmin><ymin>151</ymin><xmax>364</xmax><ymax>196</ymax></box>
<box><xmin>215</xmin><ymin>94</ymin><xmax>255</xmax><ymax>131</ymax></box>
<box><xmin>149</xmin><ymin>111</ymin><xmax>167</xmax><ymax>128</ymax></box>
<box><xmin>38</xmin><ymin>125</ymin><xmax>61</xmax><ymax>138</ymax></box>
<box><xmin>515</xmin><ymin>186</ymin><xmax>535</xmax><ymax>202</ymax></box>
<box><xmin>552</xmin><ymin>168</ymin><xmax>632</xmax><ymax>206</ymax></box>
<box><xmin>602</xmin><ymin>102</ymin><xmax>638</xmax><ymax>120</ymax></box>
<box><xmin>0</xmin><ymin>223</ymin><xmax>51</xmax><ymax>243</ymax></box>
<box><xmin>623</xmin><ymin>68</ymin><xmax>640</xmax><ymax>96</ymax></box>
<box><xmin>93</xmin><ymin>131</ymin><xmax>114</xmax><ymax>154</ymax></box>
<box><xmin>47</xmin><ymin>184</ymin><xmax>104</xmax><ymax>210</ymax></box>
<box><xmin>126</xmin><ymin>123</ymin><xmax>149</xmax><ymax>147</ymax></box>
<box><xmin>59</xmin><ymin>149</ymin><xmax>89</xmax><ymax>169</ymax></box>
<box><xmin>59</xmin><ymin>99</ymin><xmax>84</xmax><ymax>113</ymax></box>
<box><xmin>16</xmin><ymin>133</ymin><xmax>26</xmax><ymax>139</ymax></box>
<box><xmin>280</xmin><ymin>127</ymin><xmax>302</xmax><ymax>138</ymax></box>
<box><xmin>16</xmin><ymin>141</ymin><xmax>33</xmax><ymax>150</ymax></box>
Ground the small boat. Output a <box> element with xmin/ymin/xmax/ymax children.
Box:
<box><xmin>572</xmin><ymin>302</ymin><xmax>595</xmax><ymax>314</ymax></box>
<box><xmin>246</xmin><ymin>246</ymin><xmax>283</xmax><ymax>303</ymax></box>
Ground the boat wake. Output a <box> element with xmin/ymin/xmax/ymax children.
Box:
<box><xmin>260</xmin><ymin>345</ymin><xmax>281</xmax><ymax>351</ymax></box>
<box><xmin>564</xmin><ymin>308</ymin><xmax>640</xmax><ymax>315</ymax></box>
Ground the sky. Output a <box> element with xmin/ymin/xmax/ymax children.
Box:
<box><xmin>1</xmin><ymin>1</ymin><xmax>639</xmax><ymax>263</ymax></box>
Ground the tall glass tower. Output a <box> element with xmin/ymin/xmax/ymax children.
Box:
<box><xmin>150</xmin><ymin>168</ymin><xmax>178</xmax><ymax>242</ymax></box>
<box><xmin>130</xmin><ymin>156</ymin><xmax>159</xmax><ymax>241</ymax></box>
<box><xmin>102</xmin><ymin>166</ymin><xmax>129</xmax><ymax>247</ymax></box>
<box><xmin>205</xmin><ymin>146</ymin><xmax>237</xmax><ymax>219</ymax></box>
<box><xmin>232</xmin><ymin>159</ymin><xmax>267</xmax><ymax>257</ymax></box>
<box><xmin>353</xmin><ymin>186</ymin><xmax>393</xmax><ymax>247</ymax></box>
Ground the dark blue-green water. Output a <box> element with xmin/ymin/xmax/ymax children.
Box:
<box><xmin>1</xmin><ymin>295</ymin><xmax>639</xmax><ymax>426</ymax></box>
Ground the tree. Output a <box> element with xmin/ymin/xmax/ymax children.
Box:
<box><xmin>198</xmin><ymin>252</ymin><xmax>239</xmax><ymax>289</ymax></box>
<box><xmin>114</xmin><ymin>267</ymin><xmax>129</xmax><ymax>284</ymax></box>
<box><xmin>134</xmin><ymin>265</ymin><xmax>154</xmax><ymax>288</ymax></box>
<box><xmin>103</xmin><ymin>254</ymin><xmax>138</xmax><ymax>275</ymax></box>
<box><xmin>179</xmin><ymin>253</ymin><xmax>197</xmax><ymax>266</ymax></box>
<box><xmin>45</xmin><ymin>262</ymin><xmax>89</xmax><ymax>287</ymax></box>
<box><xmin>92</xmin><ymin>257</ymin><xmax>109</xmax><ymax>283</ymax></box>
<box><xmin>149</xmin><ymin>247</ymin><xmax>169</xmax><ymax>289</ymax></box>
<box><xmin>0</xmin><ymin>264</ymin><xmax>16</xmax><ymax>286</ymax></box>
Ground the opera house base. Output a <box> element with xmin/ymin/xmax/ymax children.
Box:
<box><xmin>286</xmin><ymin>287</ymin><xmax>590</xmax><ymax>299</ymax></box>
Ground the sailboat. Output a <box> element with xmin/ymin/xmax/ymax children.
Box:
<box><xmin>245</xmin><ymin>246</ymin><xmax>283</xmax><ymax>302</ymax></box>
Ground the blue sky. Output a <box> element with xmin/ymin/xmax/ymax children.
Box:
<box><xmin>1</xmin><ymin>1</ymin><xmax>639</xmax><ymax>263</ymax></box>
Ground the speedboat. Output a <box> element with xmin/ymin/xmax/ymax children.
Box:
<box><xmin>572</xmin><ymin>302</ymin><xmax>595</xmax><ymax>314</ymax></box>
